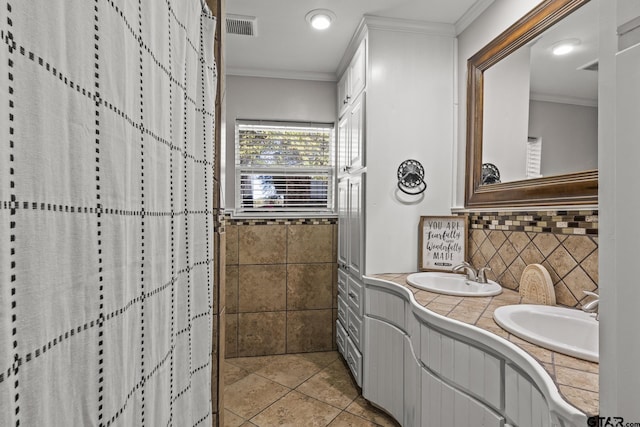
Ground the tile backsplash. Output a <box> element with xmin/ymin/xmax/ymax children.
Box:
<box><xmin>224</xmin><ymin>216</ymin><xmax>338</xmax><ymax>358</ymax></box>
<box><xmin>463</xmin><ymin>211</ymin><xmax>598</xmax><ymax>308</ymax></box>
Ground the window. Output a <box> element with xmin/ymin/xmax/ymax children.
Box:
<box><xmin>235</xmin><ymin>120</ymin><xmax>335</xmax><ymax>214</ymax></box>
<box><xmin>526</xmin><ymin>136</ymin><xmax>543</xmax><ymax>179</ymax></box>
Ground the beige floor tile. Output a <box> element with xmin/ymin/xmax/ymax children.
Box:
<box><xmin>327</xmin><ymin>411</ymin><xmax>378</xmax><ymax>426</ymax></box>
<box><xmin>226</xmin><ymin>355</ymin><xmax>277</xmax><ymax>373</ymax></box>
<box><xmin>251</xmin><ymin>390</ymin><xmax>341</xmax><ymax>427</ymax></box>
<box><xmin>254</xmin><ymin>354</ymin><xmax>326</xmax><ymax>388</ymax></box>
<box><xmin>224</xmin><ymin>373</ymin><xmax>290</xmax><ymax>419</ymax></box>
<box><xmin>224</xmin><ymin>409</ymin><xmax>246</xmax><ymax>427</ymax></box>
<box><xmin>296</xmin><ymin>360</ymin><xmax>359</xmax><ymax>409</ymax></box>
<box><xmin>345</xmin><ymin>397</ymin><xmax>399</xmax><ymax>427</ymax></box>
<box><xmin>297</xmin><ymin>351</ymin><xmax>340</xmax><ymax>368</ymax></box>
<box><xmin>225</xmin><ymin>362</ymin><xmax>251</xmax><ymax>386</ymax></box>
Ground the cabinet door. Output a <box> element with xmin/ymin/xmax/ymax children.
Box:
<box><xmin>348</xmin><ymin>174</ymin><xmax>363</xmax><ymax>278</ymax></box>
<box><xmin>404</xmin><ymin>335</ymin><xmax>421</xmax><ymax>427</ymax></box>
<box><xmin>421</xmin><ymin>368</ymin><xmax>504</xmax><ymax>427</ymax></box>
<box><xmin>337</xmin><ymin>115</ymin><xmax>349</xmax><ymax>177</ymax></box>
<box><xmin>363</xmin><ymin>317</ymin><xmax>404</xmax><ymax>423</ymax></box>
<box><xmin>349</xmin><ymin>92</ymin><xmax>365</xmax><ymax>171</ymax></box>
<box><xmin>337</xmin><ymin>178</ymin><xmax>349</xmax><ymax>269</ymax></box>
<box><xmin>337</xmin><ymin>70</ymin><xmax>350</xmax><ymax>118</ymax></box>
<box><xmin>350</xmin><ymin>39</ymin><xmax>366</xmax><ymax>99</ymax></box>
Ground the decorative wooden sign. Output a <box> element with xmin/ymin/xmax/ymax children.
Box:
<box><xmin>419</xmin><ymin>216</ymin><xmax>468</xmax><ymax>272</ymax></box>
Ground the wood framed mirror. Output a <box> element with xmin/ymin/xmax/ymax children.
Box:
<box><xmin>465</xmin><ymin>0</ymin><xmax>598</xmax><ymax>208</ymax></box>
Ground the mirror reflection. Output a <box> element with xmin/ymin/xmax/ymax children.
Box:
<box><xmin>481</xmin><ymin>0</ymin><xmax>597</xmax><ymax>184</ymax></box>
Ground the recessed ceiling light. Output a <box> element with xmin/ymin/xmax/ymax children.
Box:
<box><xmin>552</xmin><ymin>39</ymin><xmax>581</xmax><ymax>56</ymax></box>
<box><xmin>305</xmin><ymin>9</ymin><xmax>336</xmax><ymax>30</ymax></box>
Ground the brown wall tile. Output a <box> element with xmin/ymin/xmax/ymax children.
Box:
<box><xmin>226</xmin><ymin>313</ymin><xmax>238</xmax><ymax>358</ymax></box>
<box><xmin>287</xmin><ymin>224</ymin><xmax>334</xmax><ymax>263</ymax></box>
<box><xmin>547</xmin><ymin>246</ymin><xmax>577</xmax><ymax>278</ymax></box>
<box><xmin>563</xmin><ymin>267</ymin><xmax>596</xmax><ymax>301</ymax></box>
<box><xmin>287</xmin><ymin>263</ymin><xmax>333</xmax><ymax>310</ymax></box>
<box><xmin>465</xmin><ymin>212</ymin><xmax>599</xmax><ymax>308</ymax></box>
<box><xmin>532</xmin><ymin>233</ymin><xmax>560</xmax><ymax>257</ymax></box>
<box><xmin>226</xmin><ymin>225</ymin><xmax>239</xmax><ymax>265</ymax></box>
<box><xmin>582</xmin><ymin>251</ymin><xmax>598</xmax><ymax>283</ymax></box>
<box><xmin>562</xmin><ymin>235</ymin><xmax>597</xmax><ymax>262</ymax></box>
<box><xmin>286</xmin><ymin>310</ymin><xmax>333</xmax><ymax>353</ymax></box>
<box><xmin>238</xmin><ymin>265</ymin><xmax>286</xmax><ymax>312</ymax></box>
<box><xmin>239</xmin><ymin>225</ymin><xmax>287</xmax><ymax>265</ymax></box>
<box><xmin>238</xmin><ymin>312</ymin><xmax>286</xmax><ymax>356</ymax></box>
<box><xmin>226</xmin><ymin>265</ymin><xmax>239</xmax><ymax>314</ymax></box>
<box><xmin>226</xmin><ymin>219</ymin><xmax>338</xmax><ymax>358</ymax></box>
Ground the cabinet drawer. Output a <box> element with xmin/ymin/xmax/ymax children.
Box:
<box><xmin>347</xmin><ymin>306</ymin><xmax>363</xmax><ymax>350</ymax></box>
<box><xmin>347</xmin><ymin>277</ymin><xmax>363</xmax><ymax>315</ymax></box>
<box><xmin>337</xmin><ymin>269</ymin><xmax>348</xmax><ymax>296</ymax></box>
<box><xmin>338</xmin><ymin>295</ymin><xmax>348</xmax><ymax>326</ymax></box>
<box><xmin>346</xmin><ymin>336</ymin><xmax>363</xmax><ymax>387</ymax></box>
<box><xmin>365</xmin><ymin>286</ymin><xmax>406</xmax><ymax>332</ymax></box>
<box><xmin>336</xmin><ymin>320</ymin><xmax>347</xmax><ymax>356</ymax></box>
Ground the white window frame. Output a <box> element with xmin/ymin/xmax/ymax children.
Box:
<box><xmin>234</xmin><ymin>120</ymin><xmax>335</xmax><ymax>216</ymax></box>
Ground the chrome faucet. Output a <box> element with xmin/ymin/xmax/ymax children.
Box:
<box><xmin>452</xmin><ymin>262</ymin><xmax>492</xmax><ymax>284</ymax></box>
<box><xmin>476</xmin><ymin>267</ymin><xmax>492</xmax><ymax>284</ymax></box>
<box><xmin>581</xmin><ymin>290</ymin><xmax>599</xmax><ymax>320</ymax></box>
<box><xmin>452</xmin><ymin>262</ymin><xmax>477</xmax><ymax>282</ymax></box>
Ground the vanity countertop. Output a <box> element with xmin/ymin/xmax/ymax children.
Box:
<box><xmin>370</xmin><ymin>273</ymin><xmax>599</xmax><ymax>417</ymax></box>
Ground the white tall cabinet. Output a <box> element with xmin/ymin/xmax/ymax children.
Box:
<box><xmin>336</xmin><ymin>37</ymin><xmax>367</xmax><ymax>386</ymax></box>
<box><xmin>335</xmin><ymin>17</ymin><xmax>456</xmax><ymax>387</ymax></box>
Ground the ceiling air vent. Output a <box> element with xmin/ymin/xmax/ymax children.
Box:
<box><xmin>226</xmin><ymin>14</ymin><xmax>257</xmax><ymax>37</ymax></box>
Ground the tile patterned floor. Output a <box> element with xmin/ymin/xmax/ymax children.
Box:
<box><xmin>224</xmin><ymin>351</ymin><xmax>400</xmax><ymax>427</ymax></box>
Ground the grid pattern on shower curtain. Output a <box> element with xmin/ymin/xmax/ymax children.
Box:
<box><xmin>0</xmin><ymin>0</ymin><xmax>216</xmax><ymax>426</ymax></box>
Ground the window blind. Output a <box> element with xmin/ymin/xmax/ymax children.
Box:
<box><xmin>235</xmin><ymin>121</ymin><xmax>335</xmax><ymax>213</ymax></box>
<box><xmin>526</xmin><ymin>137</ymin><xmax>543</xmax><ymax>179</ymax></box>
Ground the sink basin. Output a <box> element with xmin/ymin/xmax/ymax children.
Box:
<box><xmin>406</xmin><ymin>272</ymin><xmax>502</xmax><ymax>297</ymax></box>
<box><xmin>493</xmin><ymin>304</ymin><xmax>598</xmax><ymax>362</ymax></box>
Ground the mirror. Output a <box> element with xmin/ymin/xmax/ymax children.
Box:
<box><xmin>466</xmin><ymin>0</ymin><xmax>598</xmax><ymax>208</ymax></box>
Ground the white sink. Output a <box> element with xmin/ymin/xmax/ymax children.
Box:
<box><xmin>493</xmin><ymin>304</ymin><xmax>599</xmax><ymax>362</ymax></box>
<box><xmin>406</xmin><ymin>272</ymin><xmax>503</xmax><ymax>297</ymax></box>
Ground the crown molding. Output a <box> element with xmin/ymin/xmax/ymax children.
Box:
<box><xmin>530</xmin><ymin>92</ymin><xmax>598</xmax><ymax>107</ymax></box>
<box><xmin>363</xmin><ymin>15</ymin><xmax>455</xmax><ymax>37</ymax></box>
<box><xmin>455</xmin><ymin>0</ymin><xmax>495</xmax><ymax>35</ymax></box>
<box><xmin>225</xmin><ymin>67</ymin><xmax>337</xmax><ymax>82</ymax></box>
<box><xmin>336</xmin><ymin>17</ymin><xmax>369</xmax><ymax>78</ymax></box>
<box><xmin>337</xmin><ymin>15</ymin><xmax>456</xmax><ymax>78</ymax></box>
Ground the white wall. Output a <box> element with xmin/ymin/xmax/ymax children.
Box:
<box><xmin>455</xmin><ymin>0</ymin><xmax>540</xmax><ymax>207</ymax></box>
<box><xmin>482</xmin><ymin>47</ymin><xmax>531</xmax><ymax>182</ymax></box>
<box><xmin>528</xmin><ymin>100</ymin><xmax>598</xmax><ymax>177</ymax></box>
<box><xmin>223</xmin><ymin>75</ymin><xmax>337</xmax><ymax>210</ymax></box>
<box><xmin>364</xmin><ymin>26</ymin><xmax>455</xmax><ymax>274</ymax></box>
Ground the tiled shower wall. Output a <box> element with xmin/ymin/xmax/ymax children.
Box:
<box><xmin>224</xmin><ymin>217</ymin><xmax>338</xmax><ymax>358</ymax></box>
<box><xmin>463</xmin><ymin>210</ymin><xmax>598</xmax><ymax>308</ymax></box>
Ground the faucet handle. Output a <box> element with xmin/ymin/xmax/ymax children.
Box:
<box><xmin>583</xmin><ymin>290</ymin><xmax>599</xmax><ymax>299</ymax></box>
<box><xmin>477</xmin><ymin>267</ymin><xmax>492</xmax><ymax>283</ymax></box>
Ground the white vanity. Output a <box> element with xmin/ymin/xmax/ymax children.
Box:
<box><xmin>354</xmin><ymin>276</ymin><xmax>590</xmax><ymax>427</ymax></box>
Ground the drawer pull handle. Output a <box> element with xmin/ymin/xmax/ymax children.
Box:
<box><xmin>348</xmin><ymin>291</ymin><xmax>357</xmax><ymax>300</ymax></box>
<box><xmin>349</xmin><ymin>325</ymin><xmax>357</xmax><ymax>335</ymax></box>
<box><xmin>348</xmin><ymin>355</ymin><xmax>355</xmax><ymax>367</ymax></box>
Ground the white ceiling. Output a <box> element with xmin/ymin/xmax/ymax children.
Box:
<box><xmin>224</xmin><ymin>0</ymin><xmax>488</xmax><ymax>81</ymax></box>
<box><xmin>224</xmin><ymin>0</ymin><xmax>598</xmax><ymax>105</ymax></box>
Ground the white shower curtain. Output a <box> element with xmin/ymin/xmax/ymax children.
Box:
<box><xmin>0</xmin><ymin>0</ymin><xmax>217</xmax><ymax>426</ymax></box>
